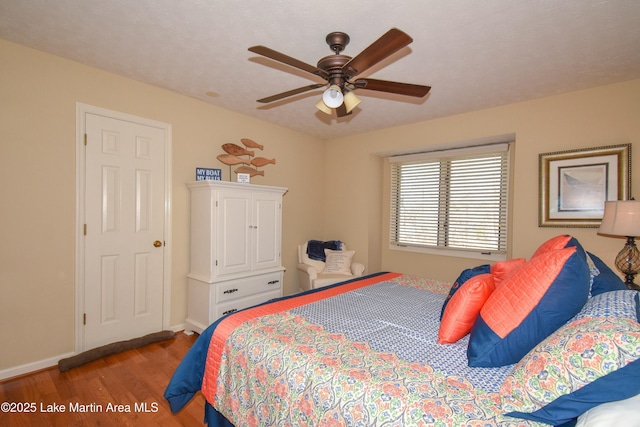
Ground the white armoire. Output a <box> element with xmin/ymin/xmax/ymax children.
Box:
<box><xmin>185</xmin><ymin>180</ymin><xmax>287</xmax><ymax>334</ymax></box>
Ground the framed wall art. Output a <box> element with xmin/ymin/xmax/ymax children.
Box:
<box><xmin>539</xmin><ymin>144</ymin><xmax>631</xmax><ymax>227</ymax></box>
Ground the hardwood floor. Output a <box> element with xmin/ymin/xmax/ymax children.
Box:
<box><xmin>0</xmin><ymin>332</ymin><xmax>206</xmax><ymax>427</ymax></box>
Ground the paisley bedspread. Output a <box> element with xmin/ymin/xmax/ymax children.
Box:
<box><xmin>194</xmin><ymin>273</ymin><xmax>549</xmax><ymax>426</ymax></box>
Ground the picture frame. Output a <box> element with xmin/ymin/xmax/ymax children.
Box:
<box><xmin>539</xmin><ymin>144</ymin><xmax>631</xmax><ymax>227</ymax></box>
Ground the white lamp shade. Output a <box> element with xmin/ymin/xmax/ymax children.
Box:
<box><xmin>343</xmin><ymin>90</ymin><xmax>361</xmax><ymax>113</ymax></box>
<box><xmin>322</xmin><ymin>85</ymin><xmax>343</xmax><ymax>108</ymax></box>
<box><xmin>599</xmin><ymin>200</ymin><xmax>640</xmax><ymax>237</ymax></box>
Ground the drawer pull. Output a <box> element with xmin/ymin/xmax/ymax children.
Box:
<box><xmin>267</xmin><ymin>280</ymin><xmax>280</xmax><ymax>285</ymax></box>
<box><xmin>223</xmin><ymin>308</ymin><xmax>238</xmax><ymax>315</ymax></box>
<box><xmin>223</xmin><ymin>288</ymin><xmax>239</xmax><ymax>294</ymax></box>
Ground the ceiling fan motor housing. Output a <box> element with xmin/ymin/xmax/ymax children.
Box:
<box><xmin>320</xmin><ymin>32</ymin><xmax>356</xmax><ymax>88</ymax></box>
<box><xmin>325</xmin><ymin>31</ymin><xmax>350</xmax><ymax>54</ymax></box>
<box><xmin>317</xmin><ymin>54</ymin><xmax>351</xmax><ymax>88</ymax></box>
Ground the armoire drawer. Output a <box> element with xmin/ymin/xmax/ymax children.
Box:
<box><xmin>215</xmin><ymin>272</ymin><xmax>283</xmax><ymax>303</ymax></box>
<box><xmin>215</xmin><ymin>288</ymin><xmax>282</xmax><ymax>318</ymax></box>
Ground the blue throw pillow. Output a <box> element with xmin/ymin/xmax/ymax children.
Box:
<box><xmin>467</xmin><ymin>247</ymin><xmax>590</xmax><ymax>367</ymax></box>
<box><xmin>587</xmin><ymin>252</ymin><xmax>628</xmax><ymax>296</ymax></box>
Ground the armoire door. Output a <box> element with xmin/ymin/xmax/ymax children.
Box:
<box><xmin>252</xmin><ymin>192</ymin><xmax>282</xmax><ymax>271</ymax></box>
<box><xmin>216</xmin><ymin>189</ymin><xmax>252</xmax><ymax>276</ymax></box>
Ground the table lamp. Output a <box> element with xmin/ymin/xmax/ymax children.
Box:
<box><xmin>598</xmin><ymin>200</ymin><xmax>640</xmax><ymax>290</ymax></box>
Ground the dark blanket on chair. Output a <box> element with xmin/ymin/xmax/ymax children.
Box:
<box><xmin>307</xmin><ymin>239</ymin><xmax>342</xmax><ymax>261</ymax></box>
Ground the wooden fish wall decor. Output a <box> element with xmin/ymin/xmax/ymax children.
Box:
<box><xmin>241</xmin><ymin>138</ymin><xmax>264</xmax><ymax>150</ymax></box>
<box><xmin>222</xmin><ymin>143</ymin><xmax>254</xmax><ymax>157</ymax></box>
<box><xmin>217</xmin><ymin>138</ymin><xmax>276</xmax><ymax>180</ymax></box>
<box><xmin>234</xmin><ymin>166</ymin><xmax>265</xmax><ymax>177</ymax></box>
<box><xmin>251</xmin><ymin>157</ymin><xmax>276</xmax><ymax>167</ymax></box>
<box><xmin>217</xmin><ymin>154</ymin><xmax>250</xmax><ymax>166</ymax></box>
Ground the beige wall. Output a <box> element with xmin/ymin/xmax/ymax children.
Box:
<box><xmin>0</xmin><ymin>40</ymin><xmax>324</xmax><ymax>371</ymax></box>
<box><xmin>325</xmin><ymin>79</ymin><xmax>640</xmax><ymax>282</ymax></box>
<box><xmin>1</xmin><ymin>38</ymin><xmax>639</xmax><ymax>374</ymax></box>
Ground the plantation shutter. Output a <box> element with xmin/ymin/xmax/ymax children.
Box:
<box><xmin>390</xmin><ymin>143</ymin><xmax>509</xmax><ymax>255</ymax></box>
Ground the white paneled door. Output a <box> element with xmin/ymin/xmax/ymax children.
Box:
<box><xmin>82</xmin><ymin>112</ymin><xmax>166</xmax><ymax>350</ymax></box>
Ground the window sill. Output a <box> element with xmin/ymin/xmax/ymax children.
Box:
<box><xmin>389</xmin><ymin>243</ymin><xmax>507</xmax><ymax>262</ymax></box>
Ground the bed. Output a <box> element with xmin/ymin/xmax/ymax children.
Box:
<box><xmin>165</xmin><ymin>235</ymin><xmax>640</xmax><ymax>426</ymax></box>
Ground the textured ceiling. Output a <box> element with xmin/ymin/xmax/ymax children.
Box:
<box><xmin>1</xmin><ymin>0</ymin><xmax>639</xmax><ymax>139</ymax></box>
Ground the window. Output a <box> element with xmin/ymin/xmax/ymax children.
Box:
<box><xmin>389</xmin><ymin>143</ymin><xmax>510</xmax><ymax>260</ymax></box>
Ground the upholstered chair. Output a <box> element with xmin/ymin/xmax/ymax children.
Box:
<box><xmin>297</xmin><ymin>241</ymin><xmax>365</xmax><ymax>291</ymax></box>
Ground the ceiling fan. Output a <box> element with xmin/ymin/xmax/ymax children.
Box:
<box><xmin>248</xmin><ymin>28</ymin><xmax>431</xmax><ymax>117</ymax></box>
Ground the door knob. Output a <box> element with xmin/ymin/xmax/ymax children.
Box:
<box><xmin>153</xmin><ymin>240</ymin><xmax>163</xmax><ymax>247</ymax></box>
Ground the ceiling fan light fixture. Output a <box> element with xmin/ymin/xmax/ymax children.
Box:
<box><xmin>322</xmin><ymin>85</ymin><xmax>344</xmax><ymax>108</ymax></box>
<box><xmin>343</xmin><ymin>90</ymin><xmax>361</xmax><ymax>113</ymax></box>
<box><xmin>315</xmin><ymin>99</ymin><xmax>333</xmax><ymax>115</ymax></box>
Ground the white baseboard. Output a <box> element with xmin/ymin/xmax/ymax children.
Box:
<box><xmin>0</xmin><ymin>324</ymin><xmax>188</xmax><ymax>382</ymax></box>
<box><xmin>0</xmin><ymin>351</ymin><xmax>75</xmax><ymax>382</ymax></box>
<box><xmin>169</xmin><ymin>323</ymin><xmax>185</xmax><ymax>333</ymax></box>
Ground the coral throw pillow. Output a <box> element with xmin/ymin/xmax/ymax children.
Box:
<box><xmin>440</xmin><ymin>264</ymin><xmax>490</xmax><ymax>320</ymax></box>
<box><xmin>490</xmin><ymin>258</ymin><xmax>526</xmax><ymax>288</ymax></box>
<box><xmin>467</xmin><ymin>246</ymin><xmax>590</xmax><ymax>367</ymax></box>
<box><xmin>438</xmin><ymin>273</ymin><xmax>495</xmax><ymax>344</ymax></box>
<box><xmin>531</xmin><ymin>234</ymin><xmax>584</xmax><ymax>259</ymax></box>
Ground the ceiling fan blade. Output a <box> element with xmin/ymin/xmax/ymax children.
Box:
<box><xmin>256</xmin><ymin>84</ymin><xmax>325</xmax><ymax>103</ymax></box>
<box><xmin>249</xmin><ymin>46</ymin><xmax>328</xmax><ymax>79</ymax></box>
<box><xmin>354</xmin><ymin>78</ymin><xmax>431</xmax><ymax>97</ymax></box>
<box><xmin>342</xmin><ymin>28</ymin><xmax>413</xmax><ymax>78</ymax></box>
